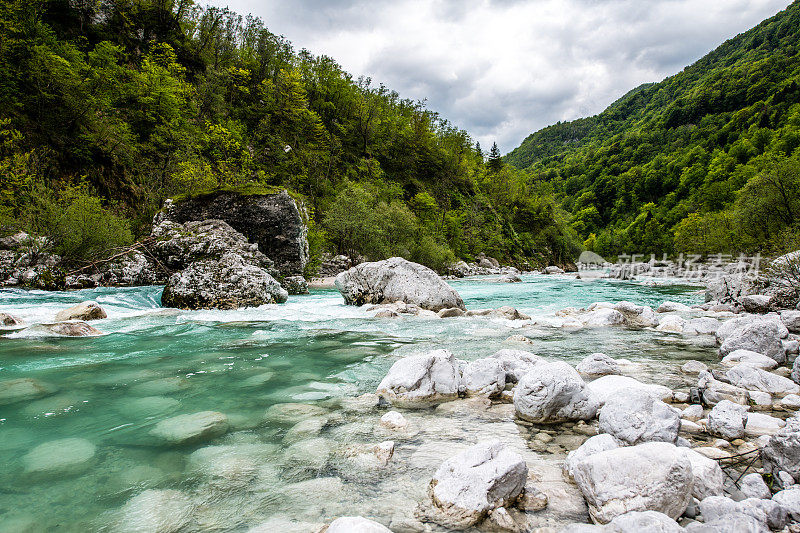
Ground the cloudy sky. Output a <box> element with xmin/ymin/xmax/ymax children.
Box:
<box><xmin>207</xmin><ymin>0</ymin><xmax>791</xmax><ymax>152</ymax></box>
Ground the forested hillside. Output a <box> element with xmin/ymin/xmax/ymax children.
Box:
<box><xmin>0</xmin><ymin>0</ymin><xmax>579</xmax><ymax>273</ymax></box>
<box><xmin>506</xmin><ymin>1</ymin><xmax>800</xmax><ymax>259</ymax></box>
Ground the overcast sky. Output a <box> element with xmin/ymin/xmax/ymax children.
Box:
<box><xmin>206</xmin><ymin>0</ymin><xmax>791</xmax><ymax>153</ymax></box>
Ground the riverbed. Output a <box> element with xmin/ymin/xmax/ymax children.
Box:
<box><xmin>0</xmin><ymin>274</ymin><xmax>708</xmax><ymax>531</ymax></box>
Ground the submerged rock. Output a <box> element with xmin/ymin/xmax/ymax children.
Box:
<box><xmin>54</xmin><ymin>301</ymin><xmax>107</xmax><ymax>321</ymax></box>
<box><xmin>0</xmin><ymin>312</ymin><xmax>24</xmax><ymax>327</ymax></box>
<box><xmin>149</xmin><ymin>411</ymin><xmax>229</xmax><ymax>446</ymax></box>
<box><xmin>571</xmin><ymin>442</ymin><xmax>693</xmax><ymax>523</ymax></box>
<box><xmin>326</xmin><ymin>516</ymin><xmax>391</xmax><ymax>533</ymax></box>
<box><xmin>424</xmin><ymin>440</ymin><xmax>527</xmax><ymax>528</ymax></box>
<box><xmin>161</xmin><ymin>252</ymin><xmax>288</xmax><ymax>310</ymax></box>
<box><xmin>23</xmin><ymin>437</ymin><xmax>96</xmax><ymax>477</ymax></box>
<box><xmin>513</xmin><ymin>361</ymin><xmax>598</xmax><ymax>423</ymax></box>
<box><xmin>336</xmin><ymin>257</ymin><xmax>464</xmax><ymax>311</ymax></box>
<box><xmin>112</xmin><ymin>489</ymin><xmax>195</xmax><ymax>533</ymax></box>
<box><xmin>41</xmin><ymin>321</ymin><xmax>103</xmax><ymax>336</ymax></box>
<box><xmin>0</xmin><ymin>377</ymin><xmax>58</xmax><ymax>406</ymax></box>
<box><xmin>376</xmin><ymin>349</ymin><xmax>461</xmax><ymax>407</ymax></box>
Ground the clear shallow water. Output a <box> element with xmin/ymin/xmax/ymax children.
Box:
<box><xmin>0</xmin><ymin>275</ymin><xmax>709</xmax><ymax>531</ymax></box>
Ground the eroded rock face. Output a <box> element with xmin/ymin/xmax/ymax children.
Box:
<box><xmin>336</xmin><ymin>257</ymin><xmax>464</xmax><ymax>311</ymax></box>
<box><xmin>152</xmin><ymin>218</ymin><xmax>274</xmax><ymax>272</ymax></box>
<box><xmin>54</xmin><ymin>301</ymin><xmax>107</xmax><ymax>322</ymax></box>
<box><xmin>376</xmin><ymin>350</ymin><xmax>461</xmax><ymax>407</ymax></box>
<box><xmin>161</xmin><ymin>252</ymin><xmax>288</xmax><ymax>310</ymax></box>
<box><xmin>157</xmin><ymin>190</ymin><xmax>308</xmax><ymax>276</ymax></box>
<box><xmin>571</xmin><ymin>442</ymin><xmax>693</xmax><ymax>524</ymax></box>
<box><xmin>598</xmin><ymin>390</ymin><xmax>680</xmax><ymax>445</ymax></box>
<box><xmin>426</xmin><ymin>440</ymin><xmax>527</xmax><ymax>528</ymax></box>
<box><xmin>513</xmin><ymin>361</ymin><xmax>598</xmax><ymax>423</ymax></box>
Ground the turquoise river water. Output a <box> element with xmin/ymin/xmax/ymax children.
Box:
<box><xmin>0</xmin><ymin>274</ymin><xmax>710</xmax><ymax>532</ymax></box>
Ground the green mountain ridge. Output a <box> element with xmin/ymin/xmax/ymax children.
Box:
<box><xmin>506</xmin><ymin>1</ymin><xmax>800</xmax><ymax>258</ymax></box>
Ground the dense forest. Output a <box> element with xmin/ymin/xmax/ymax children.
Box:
<box><xmin>0</xmin><ymin>0</ymin><xmax>579</xmax><ymax>274</ymax></box>
<box><xmin>506</xmin><ymin>1</ymin><xmax>800</xmax><ymax>260</ymax></box>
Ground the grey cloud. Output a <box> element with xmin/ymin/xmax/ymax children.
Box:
<box><xmin>208</xmin><ymin>0</ymin><xmax>791</xmax><ymax>151</ymax></box>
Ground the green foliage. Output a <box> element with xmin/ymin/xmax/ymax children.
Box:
<box><xmin>0</xmin><ymin>0</ymin><xmax>579</xmax><ymax>270</ymax></box>
<box><xmin>25</xmin><ymin>185</ymin><xmax>133</xmax><ymax>262</ymax></box>
<box><xmin>506</xmin><ymin>2</ymin><xmax>800</xmax><ymax>257</ymax></box>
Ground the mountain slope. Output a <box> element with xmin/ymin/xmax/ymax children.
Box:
<box><xmin>506</xmin><ymin>1</ymin><xmax>800</xmax><ymax>257</ymax></box>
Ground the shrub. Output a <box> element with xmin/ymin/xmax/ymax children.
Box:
<box><xmin>25</xmin><ymin>185</ymin><xmax>133</xmax><ymax>262</ymax></box>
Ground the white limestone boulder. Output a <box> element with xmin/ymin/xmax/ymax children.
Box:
<box><xmin>658</xmin><ymin>301</ymin><xmax>692</xmax><ymax>313</ymax></box>
<box><xmin>427</xmin><ymin>440</ymin><xmax>527</xmax><ymax>528</ymax></box>
<box><xmin>680</xmin><ymin>448</ymin><xmax>724</xmax><ymax>501</ymax></box>
<box><xmin>462</xmin><ymin>358</ymin><xmax>506</xmax><ymax>397</ymax></box>
<box><xmin>376</xmin><ymin>349</ymin><xmax>461</xmax><ymax>407</ymax></box>
<box><xmin>745</xmin><ymin>412</ymin><xmax>786</xmax><ymax>437</ymax></box>
<box><xmin>335</xmin><ymin>257</ymin><xmax>465</xmax><ymax>311</ymax></box>
<box><xmin>513</xmin><ymin>361</ymin><xmax>599</xmax><ymax>423</ymax></box>
<box><xmin>707</xmin><ymin>400</ymin><xmax>749</xmax><ymax>439</ymax></box>
<box><xmin>489</xmin><ymin>349</ymin><xmax>544</xmax><ymax>382</ymax></box>
<box><xmin>54</xmin><ymin>301</ymin><xmax>107</xmax><ymax>321</ymax></box>
<box><xmin>326</xmin><ymin>517</ymin><xmax>391</xmax><ymax>533</ymax></box>
<box><xmin>563</xmin><ymin>434</ymin><xmax>620</xmax><ymax>481</ymax></box>
<box><xmin>762</xmin><ymin>418</ymin><xmax>800</xmax><ymax>482</ymax></box>
<box><xmin>598</xmin><ymin>389</ymin><xmax>680</xmax><ymax>445</ymax></box>
<box><xmin>721</xmin><ymin>350</ymin><xmax>778</xmax><ymax>370</ymax></box>
<box><xmin>571</xmin><ymin>442</ymin><xmax>694</xmax><ymax>523</ymax></box>
<box><xmin>614</xmin><ymin>301</ymin><xmax>659</xmax><ymax>328</ymax></box>
<box><xmin>585</xmin><ymin>375</ymin><xmax>672</xmax><ymax>407</ymax></box>
<box><xmin>719</xmin><ymin>319</ymin><xmax>787</xmax><ymax>364</ymax></box>
<box><xmin>726</xmin><ymin>363</ymin><xmax>799</xmax><ymax>396</ymax></box>
<box><xmin>576</xmin><ymin>353</ymin><xmax>621</xmax><ymax>377</ymax></box>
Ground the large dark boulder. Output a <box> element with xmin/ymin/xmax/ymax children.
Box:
<box><xmin>156</xmin><ymin>190</ymin><xmax>308</xmax><ymax>276</ymax></box>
